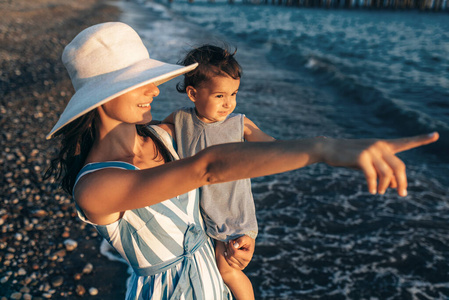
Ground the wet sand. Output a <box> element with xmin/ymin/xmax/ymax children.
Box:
<box><xmin>1</xmin><ymin>0</ymin><xmax>129</xmax><ymax>298</ymax></box>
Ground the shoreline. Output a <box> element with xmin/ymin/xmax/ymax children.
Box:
<box><xmin>1</xmin><ymin>0</ymin><xmax>129</xmax><ymax>298</ymax></box>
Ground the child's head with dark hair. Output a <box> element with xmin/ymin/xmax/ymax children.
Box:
<box><xmin>177</xmin><ymin>44</ymin><xmax>243</xmax><ymax>124</ymax></box>
<box><xmin>177</xmin><ymin>44</ymin><xmax>242</xmax><ymax>93</ymax></box>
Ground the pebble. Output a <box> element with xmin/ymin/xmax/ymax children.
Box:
<box><xmin>75</xmin><ymin>285</ymin><xmax>86</xmax><ymax>296</ymax></box>
<box><xmin>48</xmin><ymin>255</ymin><xmax>58</xmax><ymax>261</ymax></box>
<box><xmin>41</xmin><ymin>283</ymin><xmax>51</xmax><ymax>292</ymax></box>
<box><xmin>31</xmin><ymin>209</ymin><xmax>47</xmax><ymax>218</ymax></box>
<box><xmin>23</xmin><ymin>276</ymin><xmax>32</xmax><ymax>285</ymax></box>
<box><xmin>10</xmin><ymin>293</ymin><xmax>21</xmax><ymax>300</ymax></box>
<box><xmin>53</xmin><ymin>249</ymin><xmax>66</xmax><ymax>258</ymax></box>
<box><xmin>17</xmin><ymin>268</ymin><xmax>27</xmax><ymax>276</ymax></box>
<box><xmin>82</xmin><ymin>263</ymin><xmax>93</xmax><ymax>274</ymax></box>
<box><xmin>89</xmin><ymin>287</ymin><xmax>99</xmax><ymax>296</ymax></box>
<box><xmin>30</xmin><ymin>149</ymin><xmax>39</xmax><ymax>157</ymax></box>
<box><xmin>14</xmin><ymin>233</ymin><xmax>23</xmax><ymax>241</ymax></box>
<box><xmin>63</xmin><ymin>239</ymin><xmax>77</xmax><ymax>251</ymax></box>
<box><xmin>73</xmin><ymin>273</ymin><xmax>82</xmax><ymax>281</ymax></box>
<box><xmin>51</xmin><ymin>275</ymin><xmax>64</xmax><ymax>287</ymax></box>
<box><xmin>34</xmin><ymin>224</ymin><xmax>45</xmax><ymax>231</ymax></box>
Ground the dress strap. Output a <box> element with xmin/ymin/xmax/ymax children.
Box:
<box><xmin>148</xmin><ymin>125</ymin><xmax>180</xmax><ymax>160</ymax></box>
<box><xmin>73</xmin><ymin>161</ymin><xmax>138</xmax><ymax>196</ymax></box>
<box><xmin>72</xmin><ymin>162</ymin><xmax>138</xmax><ymax>225</ymax></box>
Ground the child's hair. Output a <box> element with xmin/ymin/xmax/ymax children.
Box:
<box><xmin>176</xmin><ymin>44</ymin><xmax>242</xmax><ymax>93</ymax></box>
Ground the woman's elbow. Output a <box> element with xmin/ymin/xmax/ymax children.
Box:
<box><xmin>191</xmin><ymin>151</ymin><xmax>223</xmax><ymax>185</ymax></box>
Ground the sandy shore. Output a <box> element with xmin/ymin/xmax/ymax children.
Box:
<box><xmin>0</xmin><ymin>0</ymin><xmax>130</xmax><ymax>298</ymax></box>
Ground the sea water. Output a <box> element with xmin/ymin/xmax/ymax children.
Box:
<box><xmin>114</xmin><ymin>1</ymin><xmax>449</xmax><ymax>298</ymax></box>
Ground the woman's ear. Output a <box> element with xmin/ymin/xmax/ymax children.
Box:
<box><xmin>186</xmin><ymin>86</ymin><xmax>196</xmax><ymax>103</ymax></box>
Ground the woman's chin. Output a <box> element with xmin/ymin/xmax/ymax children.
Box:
<box><xmin>137</xmin><ymin>113</ymin><xmax>153</xmax><ymax>124</ymax></box>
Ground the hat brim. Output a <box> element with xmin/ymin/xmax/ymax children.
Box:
<box><xmin>46</xmin><ymin>59</ymin><xmax>197</xmax><ymax>139</ymax></box>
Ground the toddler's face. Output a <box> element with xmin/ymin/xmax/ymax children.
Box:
<box><xmin>189</xmin><ymin>75</ymin><xmax>240</xmax><ymax>123</ymax></box>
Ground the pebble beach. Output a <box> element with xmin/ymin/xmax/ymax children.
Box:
<box><xmin>0</xmin><ymin>0</ymin><xmax>129</xmax><ymax>298</ymax></box>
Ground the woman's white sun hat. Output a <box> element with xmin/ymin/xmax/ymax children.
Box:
<box><xmin>46</xmin><ymin>22</ymin><xmax>198</xmax><ymax>139</ymax></box>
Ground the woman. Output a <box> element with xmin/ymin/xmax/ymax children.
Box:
<box><xmin>45</xmin><ymin>22</ymin><xmax>438</xmax><ymax>299</ymax></box>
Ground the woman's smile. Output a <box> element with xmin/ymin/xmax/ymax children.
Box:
<box><xmin>137</xmin><ymin>102</ymin><xmax>151</xmax><ymax>108</ymax></box>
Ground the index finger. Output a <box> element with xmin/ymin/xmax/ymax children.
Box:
<box><xmin>389</xmin><ymin>132</ymin><xmax>439</xmax><ymax>154</ymax></box>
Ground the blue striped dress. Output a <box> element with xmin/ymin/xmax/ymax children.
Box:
<box><xmin>73</xmin><ymin>126</ymin><xmax>231</xmax><ymax>300</ymax></box>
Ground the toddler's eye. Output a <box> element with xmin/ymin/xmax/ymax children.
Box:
<box><xmin>215</xmin><ymin>95</ymin><xmax>224</xmax><ymax>99</ymax></box>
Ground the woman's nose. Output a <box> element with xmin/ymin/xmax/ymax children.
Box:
<box><xmin>145</xmin><ymin>83</ymin><xmax>160</xmax><ymax>97</ymax></box>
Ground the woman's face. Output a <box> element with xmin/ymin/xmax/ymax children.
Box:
<box><xmin>99</xmin><ymin>83</ymin><xmax>160</xmax><ymax>125</ymax></box>
<box><xmin>188</xmin><ymin>75</ymin><xmax>240</xmax><ymax>123</ymax></box>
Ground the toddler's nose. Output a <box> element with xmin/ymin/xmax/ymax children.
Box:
<box><xmin>223</xmin><ymin>98</ymin><xmax>233</xmax><ymax>108</ymax></box>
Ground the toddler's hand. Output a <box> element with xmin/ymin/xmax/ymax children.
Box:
<box><xmin>224</xmin><ymin>235</ymin><xmax>255</xmax><ymax>270</ymax></box>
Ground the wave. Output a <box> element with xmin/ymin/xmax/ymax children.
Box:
<box><xmin>301</xmin><ymin>54</ymin><xmax>449</xmax><ymax>158</ymax></box>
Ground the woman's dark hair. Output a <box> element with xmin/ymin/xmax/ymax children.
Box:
<box><xmin>176</xmin><ymin>44</ymin><xmax>242</xmax><ymax>93</ymax></box>
<box><xmin>44</xmin><ymin>110</ymin><xmax>173</xmax><ymax>195</ymax></box>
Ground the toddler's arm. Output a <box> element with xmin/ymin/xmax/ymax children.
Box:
<box><xmin>244</xmin><ymin>117</ymin><xmax>275</xmax><ymax>142</ymax></box>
